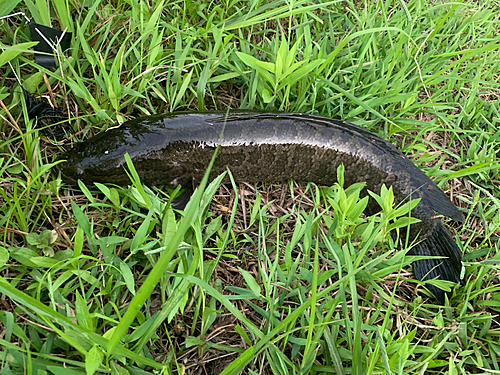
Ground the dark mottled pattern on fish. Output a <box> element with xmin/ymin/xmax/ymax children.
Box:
<box><xmin>60</xmin><ymin>111</ymin><xmax>464</xmax><ymax>303</ymax></box>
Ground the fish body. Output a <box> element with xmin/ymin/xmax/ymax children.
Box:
<box><xmin>60</xmin><ymin>111</ymin><xmax>464</xmax><ymax>302</ymax></box>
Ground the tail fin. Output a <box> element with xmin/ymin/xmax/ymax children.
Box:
<box><xmin>409</xmin><ymin>221</ymin><xmax>463</xmax><ymax>303</ymax></box>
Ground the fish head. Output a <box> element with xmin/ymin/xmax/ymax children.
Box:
<box><xmin>58</xmin><ymin>132</ymin><xmax>133</xmax><ymax>186</ymax></box>
<box><xmin>58</xmin><ymin>127</ymin><xmax>195</xmax><ymax>187</ymax></box>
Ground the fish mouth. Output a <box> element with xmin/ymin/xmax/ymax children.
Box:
<box><xmin>55</xmin><ymin>157</ymin><xmax>79</xmax><ymax>185</ymax></box>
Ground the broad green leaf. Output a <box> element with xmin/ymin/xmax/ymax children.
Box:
<box><xmin>130</xmin><ymin>208</ymin><xmax>154</xmax><ymax>252</ymax></box>
<box><xmin>35</xmin><ymin>0</ymin><xmax>50</xmax><ymax>24</ymax></box>
<box><xmin>238</xmin><ymin>268</ymin><xmax>261</xmax><ymax>298</ymax></box>
<box><xmin>0</xmin><ymin>42</ymin><xmax>38</xmax><ymax>67</ymax></box>
<box><xmin>23</xmin><ymin>72</ymin><xmax>44</xmax><ymax>93</ymax></box>
<box><xmin>236</xmin><ymin>52</ymin><xmax>276</xmax><ymax>86</ymax></box>
<box><xmin>262</xmin><ymin>89</ymin><xmax>274</xmax><ymax>103</ymax></box>
<box><xmin>6</xmin><ymin>162</ymin><xmax>23</xmax><ymax>174</ymax></box>
<box><xmin>208</xmin><ymin>72</ymin><xmax>241</xmax><ymax>83</ymax></box>
<box><xmin>75</xmin><ymin>291</ymin><xmax>93</xmax><ymax>331</ymax></box>
<box><xmin>85</xmin><ymin>345</ymin><xmax>103</xmax><ymax>375</ymax></box>
<box><xmin>0</xmin><ymin>246</ymin><xmax>8</xmax><ymax>268</ymax></box>
<box><xmin>0</xmin><ymin>0</ymin><xmax>22</xmax><ymax>17</ymax></box>
<box><xmin>172</xmin><ymin>70</ymin><xmax>193</xmax><ymax>111</ymax></box>
<box><xmin>120</xmin><ymin>262</ymin><xmax>136</xmax><ymax>295</ymax></box>
<box><xmin>279</xmin><ymin>59</ymin><xmax>324</xmax><ymax>89</ymax></box>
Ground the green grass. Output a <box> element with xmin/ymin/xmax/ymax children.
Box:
<box><xmin>1</xmin><ymin>0</ymin><xmax>500</xmax><ymax>374</ymax></box>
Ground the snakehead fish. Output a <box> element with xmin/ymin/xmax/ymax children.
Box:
<box><xmin>59</xmin><ymin>111</ymin><xmax>464</xmax><ymax>303</ymax></box>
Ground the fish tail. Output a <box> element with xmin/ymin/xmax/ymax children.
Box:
<box><xmin>409</xmin><ymin>221</ymin><xmax>463</xmax><ymax>304</ymax></box>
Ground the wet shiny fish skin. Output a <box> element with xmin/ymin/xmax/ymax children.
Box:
<box><xmin>60</xmin><ymin>111</ymin><xmax>464</xmax><ymax>303</ymax></box>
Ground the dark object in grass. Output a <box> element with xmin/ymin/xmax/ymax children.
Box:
<box><xmin>24</xmin><ymin>89</ymin><xmax>64</xmax><ymax>120</ymax></box>
<box><xmin>23</xmin><ymin>89</ymin><xmax>71</xmax><ymax>141</ymax></box>
<box><xmin>59</xmin><ymin>111</ymin><xmax>464</xmax><ymax>303</ymax></box>
<box><xmin>29</xmin><ymin>22</ymin><xmax>72</xmax><ymax>68</ymax></box>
